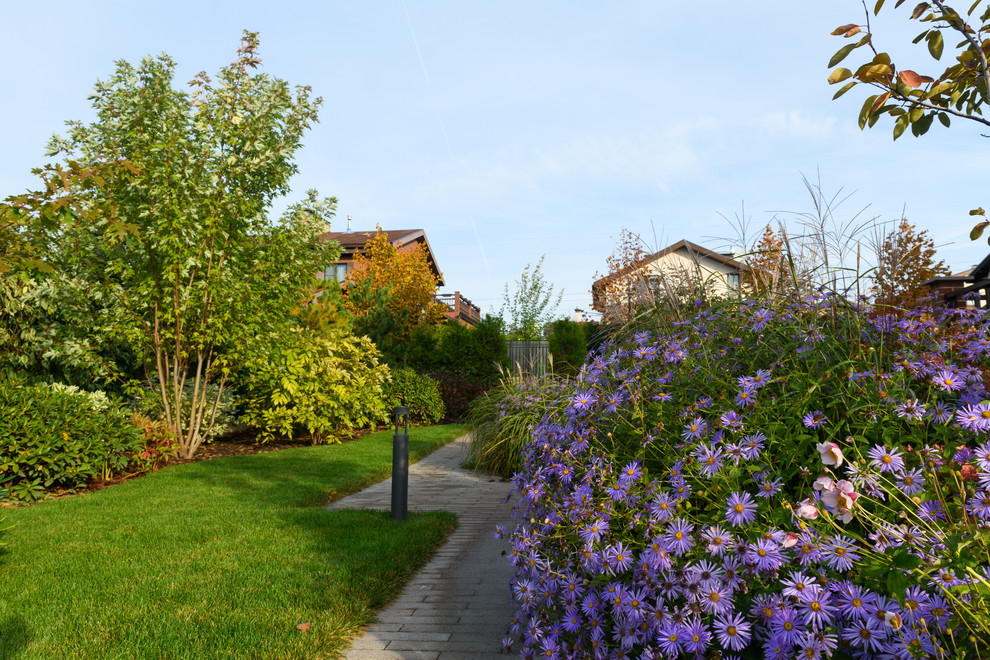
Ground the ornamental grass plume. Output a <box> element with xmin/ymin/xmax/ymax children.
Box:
<box><xmin>501</xmin><ymin>289</ymin><xmax>990</xmax><ymax>658</ymax></box>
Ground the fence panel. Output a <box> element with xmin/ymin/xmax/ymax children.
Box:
<box><xmin>507</xmin><ymin>340</ymin><xmax>549</xmax><ymax>377</ymax></box>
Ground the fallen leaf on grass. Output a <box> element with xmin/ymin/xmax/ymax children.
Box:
<box><xmin>296</xmin><ymin>622</ymin><xmax>311</xmax><ymax>632</ymax></box>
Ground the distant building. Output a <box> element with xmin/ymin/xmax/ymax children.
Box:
<box><xmin>592</xmin><ymin>239</ymin><xmax>745</xmax><ymax>323</ymax></box>
<box><xmin>318</xmin><ymin>228</ymin><xmax>480</xmax><ymax>326</ymax></box>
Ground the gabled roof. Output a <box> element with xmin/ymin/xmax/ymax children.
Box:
<box><xmin>319</xmin><ymin>228</ymin><xmax>444</xmax><ymax>286</ymax></box>
<box><xmin>594</xmin><ymin>239</ymin><xmax>747</xmax><ymax>289</ymax></box>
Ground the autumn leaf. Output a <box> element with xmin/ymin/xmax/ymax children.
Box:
<box><xmin>296</xmin><ymin>622</ymin><xmax>311</xmax><ymax>632</ymax></box>
<box><xmin>899</xmin><ymin>69</ymin><xmax>924</xmax><ymax>87</ymax></box>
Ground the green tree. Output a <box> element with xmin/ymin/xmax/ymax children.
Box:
<box><xmin>499</xmin><ymin>255</ymin><xmax>563</xmax><ymax>340</ymax></box>
<box><xmin>43</xmin><ymin>32</ymin><xmax>339</xmax><ymax>458</ymax></box>
<box><xmin>548</xmin><ymin>319</ymin><xmax>587</xmax><ymax>377</ymax></box>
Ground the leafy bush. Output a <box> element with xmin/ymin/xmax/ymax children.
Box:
<box><xmin>405</xmin><ymin>316</ymin><xmax>508</xmax><ymax>384</ymax></box>
<box><xmin>131</xmin><ymin>380</ymin><xmax>238</xmax><ymax>443</ymax></box>
<box><xmin>505</xmin><ymin>293</ymin><xmax>990</xmax><ymax>658</ymax></box>
<box><xmin>382</xmin><ymin>368</ymin><xmax>445</xmax><ymax>424</ymax></box>
<box><xmin>0</xmin><ymin>374</ymin><xmax>143</xmax><ymax>502</ymax></box>
<box><xmin>239</xmin><ymin>326</ymin><xmax>390</xmax><ymax>444</ymax></box>
<box><xmin>547</xmin><ymin>319</ymin><xmax>587</xmax><ymax>377</ymax></box>
<box><xmin>426</xmin><ymin>369</ymin><xmax>487</xmax><ymax>421</ymax></box>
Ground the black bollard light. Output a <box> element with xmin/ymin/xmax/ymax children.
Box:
<box><xmin>391</xmin><ymin>406</ymin><xmax>410</xmax><ymax>521</ymax></box>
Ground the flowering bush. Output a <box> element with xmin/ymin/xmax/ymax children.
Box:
<box><xmin>504</xmin><ymin>291</ymin><xmax>990</xmax><ymax>658</ymax></box>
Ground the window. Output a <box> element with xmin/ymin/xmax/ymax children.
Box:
<box><xmin>727</xmin><ymin>272</ymin><xmax>740</xmax><ymax>291</ymax></box>
<box><xmin>324</xmin><ymin>263</ymin><xmax>348</xmax><ymax>282</ymax></box>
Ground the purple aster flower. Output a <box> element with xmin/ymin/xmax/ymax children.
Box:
<box><xmin>895</xmin><ymin>398</ymin><xmax>927</xmax><ymax>421</ymax></box>
<box><xmin>741</xmin><ymin>432</ymin><xmax>765</xmax><ymax>460</ymax></box>
<box><xmin>657</xmin><ymin>622</ymin><xmax>685</xmax><ymax>657</ymax></box>
<box><xmin>618</xmin><ymin>460</ymin><xmax>642</xmax><ymax>484</ymax></box>
<box><xmin>975</xmin><ymin>441</ymin><xmax>990</xmax><ymax>471</ymax></box>
<box><xmin>954</xmin><ymin>446</ymin><xmax>975</xmax><ymax>463</ymax></box>
<box><xmin>664</xmin><ymin>517</ymin><xmax>695</xmax><ymax>555</ymax></box>
<box><xmin>696</xmin><ymin>444</ymin><xmax>725</xmax><ymax>478</ymax></box>
<box><xmin>822</xmin><ymin>534</ymin><xmax>859</xmax><ymax>572</ymax></box>
<box><xmin>703</xmin><ymin>525</ymin><xmax>734</xmax><ymax>556</ymax></box>
<box><xmin>969</xmin><ymin>490</ymin><xmax>990</xmax><ymax>521</ymax></box>
<box><xmin>561</xmin><ymin>607</ymin><xmax>582</xmax><ymax>633</ymax></box>
<box><xmin>650</xmin><ymin>491</ymin><xmax>677</xmax><ymax>522</ymax></box>
<box><xmin>932</xmin><ymin>401</ymin><xmax>953</xmax><ymax>424</ymax></box>
<box><xmin>770</xmin><ymin>607</ymin><xmax>803</xmax><ymax>646</ymax></box>
<box><xmin>750</xmin><ymin>308</ymin><xmax>773</xmax><ymax>332</ymax></box>
<box><xmin>957</xmin><ymin>402</ymin><xmax>990</xmax><ymax>433</ymax></box>
<box><xmin>700</xmin><ymin>585</ymin><xmax>733</xmax><ymax>616</ymax></box>
<box><xmin>802</xmin><ymin>411</ymin><xmax>827</xmax><ymax>429</ymax></box>
<box><xmin>571</xmin><ymin>391</ymin><xmax>597</xmax><ymax>411</ymax></box>
<box><xmin>683</xmin><ymin>618</ymin><xmax>711</xmax><ymax>654</ymax></box>
<box><xmin>867</xmin><ymin>444</ymin><xmax>905</xmax><ymax>473</ymax></box>
<box><xmin>917</xmin><ymin>499</ymin><xmax>945</xmax><ymax>522</ymax></box>
<box><xmin>933</xmin><ymin>369</ymin><xmax>965</xmax><ymax>392</ymax></box>
<box><xmin>901</xmin><ymin>586</ymin><xmax>932</xmax><ymax>625</ymax></box>
<box><xmin>682</xmin><ymin>417</ymin><xmax>708</xmax><ymax>441</ymax></box>
<box><xmin>734</xmin><ymin>386</ymin><xmax>756</xmax><ymax>408</ymax></box>
<box><xmin>896</xmin><ymin>469</ymin><xmax>925</xmax><ymax>495</ymax></box>
<box><xmin>756</xmin><ymin>475</ymin><xmax>783</xmax><ymax>498</ymax></box>
<box><xmin>797</xmin><ymin>586</ymin><xmax>836</xmax><ymax>629</ymax></box>
<box><xmin>714</xmin><ymin>612</ymin><xmax>751</xmax><ymax>651</ymax></box>
<box><xmin>725</xmin><ymin>491</ymin><xmax>758</xmax><ymax>527</ymax></box>
<box><xmin>749</xmin><ymin>538</ymin><xmax>783</xmax><ymax>572</ymax></box>
<box><xmin>840</xmin><ymin>618</ymin><xmax>883</xmax><ymax>653</ymax></box>
<box><xmin>781</xmin><ymin>571</ymin><xmax>816</xmax><ymax>600</ymax></box>
<box><xmin>607</xmin><ymin>480</ymin><xmax>629</xmax><ymax>502</ymax></box>
<box><xmin>720</xmin><ymin>410</ymin><xmax>744</xmax><ymax>431</ymax></box>
<box><xmin>836</xmin><ymin>584</ymin><xmax>876</xmax><ymax>621</ymax></box>
<box><xmin>580</xmin><ymin>517</ymin><xmax>609</xmax><ymax>544</ymax></box>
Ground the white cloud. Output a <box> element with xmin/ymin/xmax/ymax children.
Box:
<box><xmin>755</xmin><ymin>110</ymin><xmax>838</xmax><ymax>140</ymax></box>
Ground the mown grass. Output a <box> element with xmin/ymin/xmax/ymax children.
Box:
<box><xmin>0</xmin><ymin>424</ymin><xmax>468</xmax><ymax>659</ymax></box>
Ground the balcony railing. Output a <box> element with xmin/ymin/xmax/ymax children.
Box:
<box><xmin>433</xmin><ymin>291</ymin><xmax>481</xmax><ymax>326</ymax></box>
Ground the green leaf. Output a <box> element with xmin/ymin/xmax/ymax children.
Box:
<box><xmin>860</xmin><ymin>94</ymin><xmax>879</xmax><ymax>129</ymax></box>
<box><xmin>886</xmin><ymin>571</ymin><xmax>910</xmax><ymax>600</ymax></box>
<box><xmin>828</xmin><ymin>68</ymin><xmax>854</xmax><ymax>84</ymax></box>
<box><xmin>893</xmin><ymin>114</ymin><xmax>909</xmax><ymax>139</ymax></box>
<box><xmin>928</xmin><ymin>30</ymin><xmax>944</xmax><ymax>59</ymax></box>
<box><xmin>971</xmin><ymin>221</ymin><xmax>990</xmax><ymax>241</ymax></box>
<box><xmin>970</xmin><ymin>208</ymin><xmax>986</xmax><ymax>216</ymax></box>
<box><xmin>875</xmin><ymin>0</ymin><xmax>887</xmax><ymax>11</ymax></box>
<box><xmin>829</xmin><ymin>44</ymin><xmax>857</xmax><ymax>68</ymax></box>
<box><xmin>937</xmin><ymin>112</ymin><xmax>951</xmax><ymax>127</ymax></box>
<box><xmin>832</xmin><ymin>81</ymin><xmax>857</xmax><ymax>100</ymax></box>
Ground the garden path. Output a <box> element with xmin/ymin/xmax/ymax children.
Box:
<box><xmin>326</xmin><ymin>433</ymin><xmax>518</xmax><ymax>659</ymax></box>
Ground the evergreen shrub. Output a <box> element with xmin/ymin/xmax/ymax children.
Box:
<box><xmin>0</xmin><ymin>373</ymin><xmax>143</xmax><ymax>502</ymax></box>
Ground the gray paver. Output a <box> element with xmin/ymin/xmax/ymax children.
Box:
<box><xmin>328</xmin><ymin>434</ymin><xmax>517</xmax><ymax>658</ymax></box>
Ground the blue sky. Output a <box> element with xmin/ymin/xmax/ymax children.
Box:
<box><xmin>2</xmin><ymin>2</ymin><xmax>987</xmax><ymax>319</ymax></box>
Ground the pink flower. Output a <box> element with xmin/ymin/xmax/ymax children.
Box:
<box><xmin>795</xmin><ymin>499</ymin><xmax>819</xmax><ymax>520</ymax></box>
<box><xmin>813</xmin><ymin>476</ymin><xmax>834</xmax><ymax>492</ymax></box>
<box><xmin>820</xmin><ymin>479</ymin><xmax>859</xmax><ymax>523</ymax></box>
<box><xmin>816</xmin><ymin>441</ymin><xmax>844</xmax><ymax>468</ymax></box>
<box><xmin>782</xmin><ymin>533</ymin><xmax>799</xmax><ymax>548</ymax></box>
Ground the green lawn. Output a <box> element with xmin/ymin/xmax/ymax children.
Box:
<box><xmin>0</xmin><ymin>424</ymin><xmax>468</xmax><ymax>659</ymax></box>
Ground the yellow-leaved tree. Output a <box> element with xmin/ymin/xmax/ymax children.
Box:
<box><xmin>343</xmin><ymin>227</ymin><xmax>447</xmax><ymax>363</ymax></box>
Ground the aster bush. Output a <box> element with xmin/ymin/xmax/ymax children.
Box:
<box><xmin>504</xmin><ymin>290</ymin><xmax>990</xmax><ymax>659</ymax></box>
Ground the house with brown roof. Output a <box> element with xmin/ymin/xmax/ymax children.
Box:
<box><xmin>592</xmin><ymin>239</ymin><xmax>745</xmax><ymax>323</ymax></box>
<box><xmin>922</xmin><ymin>252</ymin><xmax>990</xmax><ymax>308</ymax></box>
<box><xmin>317</xmin><ymin>228</ymin><xmax>481</xmax><ymax>326</ymax></box>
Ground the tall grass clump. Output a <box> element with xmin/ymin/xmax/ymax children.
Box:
<box><xmin>503</xmin><ymin>289</ymin><xmax>990</xmax><ymax>659</ymax></box>
<box><xmin>467</xmin><ymin>367</ymin><xmax>572</xmax><ymax>476</ymax></box>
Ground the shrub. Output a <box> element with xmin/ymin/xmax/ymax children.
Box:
<box><xmin>547</xmin><ymin>319</ymin><xmax>587</xmax><ymax>377</ymax></box>
<box><xmin>425</xmin><ymin>369</ymin><xmax>487</xmax><ymax>422</ymax></box>
<box><xmin>405</xmin><ymin>315</ymin><xmax>508</xmax><ymax>384</ymax></box>
<box><xmin>504</xmin><ymin>293</ymin><xmax>990</xmax><ymax>658</ymax></box>
<box><xmin>0</xmin><ymin>374</ymin><xmax>143</xmax><ymax>502</ymax></box>
<box><xmin>238</xmin><ymin>326</ymin><xmax>390</xmax><ymax>444</ymax></box>
<box><xmin>382</xmin><ymin>368</ymin><xmax>445</xmax><ymax>424</ymax></box>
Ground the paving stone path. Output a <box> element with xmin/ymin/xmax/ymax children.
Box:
<box><xmin>326</xmin><ymin>434</ymin><xmax>518</xmax><ymax>659</ymax></box>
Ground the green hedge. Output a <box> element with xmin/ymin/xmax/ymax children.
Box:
<box><xmin>383</xmin><ymin>368</ymin><xmax>445</xmax><ymax>424</ymax></box>
<box><xmin>0</xmin><ymin>374</ymin><xmax>143</xmax><ymax>502</ymax></box>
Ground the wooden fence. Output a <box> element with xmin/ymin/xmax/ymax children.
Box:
<box><xmin>507</xmin><ymin>340</ymin><xmax>549</xmax><ymax>377</ymax></box>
